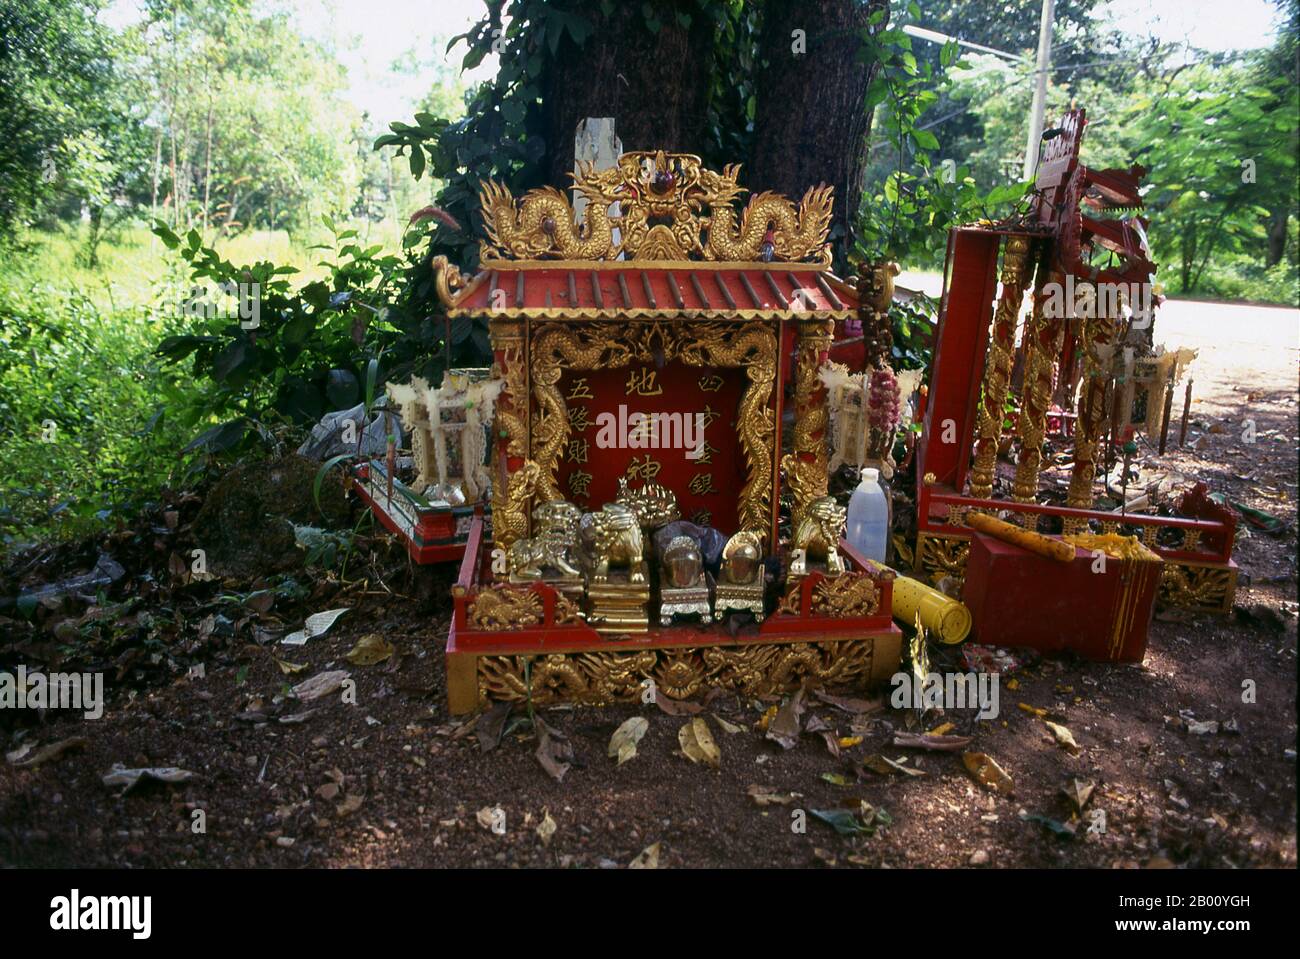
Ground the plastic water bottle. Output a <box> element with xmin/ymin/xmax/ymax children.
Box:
<box><xmin>846</xmin><ymin>467</ymin><xmax>890</xmax><ymax>563</ymax></box>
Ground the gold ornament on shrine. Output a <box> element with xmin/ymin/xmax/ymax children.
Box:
<box><xmin>478</xmin><ymin>150</ymin><xmax>834</xmax><ymax>265</ymax></box>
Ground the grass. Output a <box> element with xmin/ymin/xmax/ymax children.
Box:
<box><xmin>0</xmin><ymin>218</ymin><xmax>402</xmax><ymax>549</ymax></box>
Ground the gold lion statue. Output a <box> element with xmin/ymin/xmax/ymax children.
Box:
<box><xmin>788</xmin><ymin>495</ymin><xmax>847</xmax><ymax>577</ymax></box>
<box><xmin>507</xmin><ymin>500</ymin><xmax>583</xmax><ymax>580</ymax></box>
<box><xmin>579</xmin><ymin>503</ymin><xmax>646</xmax><ymax>584</ymax></box>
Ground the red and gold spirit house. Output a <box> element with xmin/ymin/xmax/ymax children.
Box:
<box><xmin>428</xmin><ymin>151</ymin><xmax>901</xmax><ymax>714</ymax></box>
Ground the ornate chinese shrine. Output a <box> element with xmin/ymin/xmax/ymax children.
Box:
<box><xmin>424</xmin><ymin>150</ymin><xmax>901</xmax><ymax>714</ymax></box>
<box><xmin>912</xmin><ymin>110</ymin><xmax>1238</xmax><ymax>611</ymax></box>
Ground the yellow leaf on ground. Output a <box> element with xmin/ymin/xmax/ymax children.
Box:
<box><xmin>629</xmin><ymin>842</ymin><xmax>660</xmax><ymax>869</ymax></box>
<box><xmin>346</xmin><ymin>633</ymin><xmax>395</xmax><ymax>666</ymax></box>
<box><xmin>679</xmin><ymin>717</ymin><xmax>720</xmax><ymax>768</ymax></box>
<box><xmin>608</xmin><ymin>716</ymin><xmax>649</xmax><ymax>766</ymax></box>
<box><xmin>536</xmin><ymin>808</ymin><xmax>557</xmax><ymax>846</ymax></box>
<box><xmin>963</xmin><ymin>751</ymin><xmax>1014</xmax><ymax>795</ymax></box>
<box><xmin>1045</xmin><ymin>721</ymin><xmax>1082</xmax><ymax>755</ymax></box>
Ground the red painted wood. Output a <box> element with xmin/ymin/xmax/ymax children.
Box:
<box><xmin>918</xmin><ymin>229</ymin><xmax>1001</xmax><ymax>496</ymax></box>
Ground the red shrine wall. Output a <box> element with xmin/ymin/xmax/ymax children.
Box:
<box><xmin>553</xmin><ymin>362</ymin><xmax>749</xmax><ymax>532</ymax></box>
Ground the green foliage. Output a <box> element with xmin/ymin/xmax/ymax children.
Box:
<box><xmin>0</xmin><ymin>0</ymin><xmax>125</xmax><ymax>233</ymax></box>
<box><xmin>150</xmin><ymin>217</ymin><xmax>402</xmax><ymax>446</ymax></box>
<box><xmin>854</xmin><ymin>5</ymin><xmax>1032</xmax><ymax>268</ymax></box>
<box><xmin>0</xmin><ymin>272</ymin><xmax>190</xmax><ymax>544</ymax></box>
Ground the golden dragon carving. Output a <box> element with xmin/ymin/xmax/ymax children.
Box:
<box><xmin>478</xmin><ymin>162</ymin><xmax>621</xmax><ymax>261</ymax></box>
<box><xmin>476</xmin><ymin>151</ymin><xmax>834</xmax><ymax>264</ymax></box>
<box><xmin>698</xmin><ymin>164</ymin><xmax>834</xmax><ymax>265</ymax></box>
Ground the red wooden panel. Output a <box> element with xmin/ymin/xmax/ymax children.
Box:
<box><xmin>918</xmin><ymin>228</ymin><xmax>1000</xmax><ymax>492</ymax></box>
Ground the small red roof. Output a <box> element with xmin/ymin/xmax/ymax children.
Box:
<box><xmin>446</xmin><ymin>264</ymin><xmax>857</xmax><ymax>320</ymax></box>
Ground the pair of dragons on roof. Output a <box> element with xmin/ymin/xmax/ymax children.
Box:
<box><xmin>478</xmin><ymin>149</ymin><xmax>834</xmax><ymax>264</ymax></box>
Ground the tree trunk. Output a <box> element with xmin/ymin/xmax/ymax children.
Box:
<box><xmin>748</xmin><ymin>0</ymin><xmax>887</xmax><ymax>265</ymax></box>
<box><xmin>1266</xmin><ymin>207</ymin><xmax>1290</xmax><ymax>268</ymax></box>
<box><xmin>87</xmin><ymin>204</ymin><xmax>103</xmax><ymax>269</ymax></box>
<box><xmin>539</xmin><ymin>2</ymin><xmax>717</xmax><ymax>188</ymax></box>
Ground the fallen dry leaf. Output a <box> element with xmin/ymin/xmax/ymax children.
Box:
<box><xmin>274</xmin><ymin>658</ymin><xmax>309</xmax><ymax>675</ymax></box>
<box><xmin>678</xmin><ymin>716</ymin><xmax>720</xmax><ymax>768</ymax></box>
<box><xmin>812</xmin><ymin>690</ymin><xmax>883</xmax><ymax>714</ymax></box>
<box><xmin>608</xmin><ymin>716</ymin><xmax>649</xmax><ymax>765</ymax></box>
<box><xmin>10</xmin><ymin>736</ymin><xmax>87</xmax><ymax>769</ymax></box>
<box><xmin>654</xmin><ymin>694</ymin><xmax>704</xmax><ymax>716</ymax></box>
<box><xmin>345</xmin><ymin>633</ymin><xmax>395</xmax><ymax>666</ymax></box>
<box><xmin>747</xmin><ymin>784</ymin><xmax>798</xmax><ymax>806</ymax></box>
<box><xmin>963</xmin><ymin>752</ymin><xmax>1014</xmax><ymax>795</ymax></box>
<box><xmin>475</xmin><ymin>806</ymin><xmax>504</xmax><ymax>832</ymax></box>
<box><xmin>1062</xmin><ymin>778</ymin><xmax>1095</xmax><ymax>813</ymax></box>
<box><xmin>893</xmin><ymin>731</ymin><xmax>973</xmax><ymax>751</ymax></box>
<box><xmin>628</xmin><ymin>842</ymin><xmax>661</xmax><ymax>869</ymax></box>
<box><xmin>475</xmin><ymin>701</ymin><xmax>512</xmax><ymax>754</ymax></box>
<box><xmin>336</xmin><ymin>794</ymin><xmax>364</xmax><ymax>818</ymax></box>
<box><xmin>863</xmin><ymin>754</ymin><xmax>925</xmax><ymax>777</ymax></box>
<box><xmin>765</xmin><ymin>689</ymin><xmax>805</xmax><ymax>750</ymax></box>
<box><xmin>281</xmin><ymin>607</ymin><xmax>350</xmax><ymax>646</ymax></box>
<box><xmin>536</xmin><ymin>809</ymin><xmax>557</xmax><ymax>845</ymax></box>
<box><xmin>534</xmin><ymin>716</ymin><xmax>573</xmax><ymax>782</ymax></box>
<box><xmin>102</xmin><ymin>764</ymin><xmax>196</xmax><ymax>793</ymax></box>
<box><xmin>1045</xmin><ymin>721</ymin><xmax>1082</xmax><ymax>755</ymax></box>
<box><xmin>291</xmin><ymin>669</ymin><xmax>351</xmax><ymax>702</ymax></box>
<box><xmin>711</xmin><ymin>713</ymin><xmax>744</xmax><ymax>734</ymax></box>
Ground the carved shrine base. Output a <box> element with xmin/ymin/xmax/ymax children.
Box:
<box><xmin>447</xmin><ymin>519</ymin><xmax>901</xmax><ymax>714</ymax></box>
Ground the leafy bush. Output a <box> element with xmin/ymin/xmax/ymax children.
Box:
<box><xmin>0</xmin><ymin>273</ymin><xmax>189</xmax><ymax>545</ymax></box>
<box><xmin>150</xmin><ymin>217</ymin><xmax>465</xmax><ymax>456</ymax></box>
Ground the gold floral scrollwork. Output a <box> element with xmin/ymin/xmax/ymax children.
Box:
<box><xmin>653</xmin><ymin>649</ymin><xmax>706</xmax><ymax>700</ymax></box>
<box><xmin>467</xmin><ymin>586</ymin><xmax>543</xmax><ymax>631</ymax></box>
<box><xmin>784</xmin><ymin>318</ymin><xmax>835</xmax><ymax>529</ymax></box>
<box><xmin>478</xmin><ymin>650</ymin><xmax>658</xmax><ymax>706</ymax></box>
<box><xmin>431</xmin><ymin>255</ymin><xmax>468</xmax><ymax>308</ymax></box>
<box><xmin>970</xmin><ymin>235</ymin><xmax>1033</xmax><ymax>500</ymax></box>
<box><xmin>496</xmin><ymin>459</ymin><xmax>544</xmax><ymax>549</ymax></box>
<box><xmin>553</xmin><ymin>593</ymin><xmax>585</xmax><ymax>625</ymax></box>
<box><xmin>530</xmin><ymin>321</ymin><xmax>776</xmax><ymax>540</ymax></box>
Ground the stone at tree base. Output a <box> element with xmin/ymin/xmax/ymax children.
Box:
<box><xmin>296</xmin><ymin>401</ymin><xmax>403</xmax><ymax>461</ymax></box>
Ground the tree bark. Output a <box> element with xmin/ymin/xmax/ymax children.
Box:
<box><xmin>748</xmin><ymin>0</ymin><xmax>887</xmax><ymax>265</ymax></box>
<box><xmin>540</xmin><ymin>2</ymin><xmax>717</xmax><ymax>188</ymax></box>
<box><xmin>1266</xmin><ymin>207</ymin><xmax>1290</xmax><ymax>268</ymax></box>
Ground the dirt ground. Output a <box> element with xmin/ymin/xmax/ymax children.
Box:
<box><xmin>1</xmin><ymin>299</ymin><xmax>1295</xmax><ymax>869</ymax></box>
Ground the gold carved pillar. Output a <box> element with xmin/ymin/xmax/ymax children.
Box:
<box><xmin>1064</xmin><ymin>284</ymin><xmax>1117</xmax><ymax>533</ymax></box>
<box><xmin>782</xmin><ymin>317</ymin><xmax>834</xmax><ymax>532</ymax></box>
<box><xmin>969</xmin><ymin>235</ymin><xmax>1033</xmax><ymax>500</ymax></box>
<box><xmin>489</xmin><ymin>317</ymin><xmax>534</xmax><ymax>548</ymax></box>
<box><xmin>1011</xmin><ymin>254</ymin><xmax>1066</xmax><ymax>510</ymax></box>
